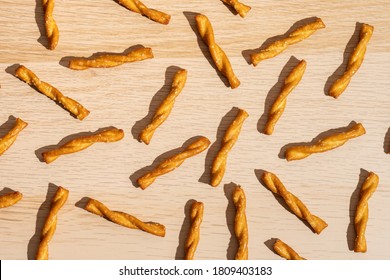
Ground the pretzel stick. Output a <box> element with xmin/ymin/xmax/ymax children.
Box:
<box><xmin>15</xmin><ymin>65</ymin><xmax>90</xmax><ymax>120</ymax></box>
<box><xmin>195</xmin><ymin>14</ymin><xmax>240</xmax><ymax>89</ymax></box>
<box><xmin>222</xmin><ymin>0</ymin><xmax>251</xmax><ymax>18</ymax></box>
<box><xmin>251</xmin><ymin>18</ymin><xmax>325</xmax><ymax>66</ymax></box>
<box><xmin>42</xmin><ymin>128</ymin><xmax>124</xmax><ymax>164</ymax></box>
<box><xmin>117</xmin><ymin>0</ymin><xmax>171</xmax><ymax>24</ymax></box>
<box><xmin>233</xmin><ymin>185</ymin><xmax>248</xmax><ymax>260</ymax></box>
<box><xmin>211</xmin><ymin>109</ymin><xmax>248</xmax><ymax>187</ymax></box>
<box><xmin>184</xmin><ymin>201</ymin><xmax>204</xmax><ymax>260</ymax></box>
<box><xmin>137</xmin><ymin>136</ymin><xmax>210</xmax><ymax>190</ymax></box>
<box><xmin>329</xmin><ymin>23</ymin><xmax>374</xmax><ymax>98</ymax></box>
<box><xmin>285</xmin><ymin>122</ymin><xmax>366</xmax><ymax>161</ymax></box>
<box><xmin>261</xmin><ymin>171</ymin><xmax>328</xmax><ymax>234</ymax></box>
<box><xmin>273</xmin><ymin>239</ymin><xmax>306</xmax><ymax>260</ymax></box>
<box><xmin>84</xmin><ymin>198</ymin><xmax>166</xmax><ymax>237</ymax></box>
<box><xmin>354</xmin><ymin>171</ymin><xmax>379</xmax><ymax>253</ymax></box>
<box><xmin>263</xmin><ymin>59</ymin><xmax>306</xmax><ymax>135</ymax></box>
<box><xmin>0</xmin><ymin>191</ymin><xmax>23</xmax><ymax>208</ymax></box>
<box><xmin>42</xmin><ymin>0</ymin><xmax>59</xmax><ymax>50</ymax></box>
<box><xmin>36</xmin><ymin>186</ymin><xmax>69</xmax><ymax>260</ymax></box>
<box><xmin>0</xmin><ymin>118</ymin><xmax>28</xmax><ymax>156</ymax></box>
<box><xmin>69</xmin><ymin>47</ymin><xmax>154</xmax><ymax>70</ymax></box>
<box><xmin>139</xmin><ymin>69</ymin><xmax>187</xmax><ymax>145</ymax></box>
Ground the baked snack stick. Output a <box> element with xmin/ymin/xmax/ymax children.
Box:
<box><xmin>273</xmin><ymin>239</ymin><xmax>306</xmax><ymax>260</ymax></box>
<box><xmin>139</xmin><ymin>69</ymin><xmax>187</xmax><ymax>145</ymax></box>
<box><xmin>69</xmin><ymin>47</ymin><xmax>153</xmax><ymax>70</ymax></box>
<box><xmin>195</xmin><ymin>14</ymin><xmax>240</xmax><ymax>89</ymax></box>
<box><xmin>0</xmin><ymin>118</ymin><xmax>28</xmax><ymax>156</ymax></box>
<box><xmin>285</xmin><ymin>122</ymin><xmax>366</xmax><ymax>161</ymax></box>
<box><xmin>117</xmin><ymin>0</ymin><xmax>171</xmax><ymax>25</ymax></box>
<box><xmin>36</xmin><ymin>186</ymin><xmax>69</xmax><ymax>260</ymax></box>
<box><xmin>251</xmin><ymin>18</ymin><xmax>325</xmax><ymax>66</ymax></box>
<box><xmin>84</xmin><ymin>198</ymin><xmax>166</xmax><ymax>237</ymax></box>
<box><xmin>211</xmin><ymin>109</ymin><xmax>248</xmax><ymax>187</ymax></box>
<box><xmin>42</xmin><ymin>128</ymin><xmax>124</xmax><ymax>164</ymax></box>
<box><xmin>137</xmin><ymin>136</ymin><xmax>210</xmax><ymax>190</ymax></box>
<box><xmin>263</xmin><ymin>59</ymin><xmax>306</xmax><ymax>135</ymax></box>
<box><xmin>184</xmin><ymin>201</ymin><xmax>204</xmax><ymax>260</ymax></box>
<box><xmin>329</xmin><ymin>23</ymin><xmax>374</xmax><ymax>98</ymax></box>
<box><xmin>0</xmin><ymin>191</ymin><xmax>23</xmax><ymax>208</ymax></box>
<box><xmin>222</xmin><ymin>0</ymin><xmax>251</xmax><ymax>18</ymax></box>
<box><xmin>233</xmin><ymin>185</ymin><xmax>248</xmax><ymax>260</ymax></box>
<box><xmin>261</xmin><ymin>171</ymin><xmax>328</xmax><ymax>234</ymax></box>
<box><xmin>15</xmin><ymin>65</ymin><xmax>89</xmax><ymax>120</ymax></box>
<box><xmin>42</xmin><ymin>0</ymin><xmax>59</xmax><ymax>50</ymax></box>
<box><xmin>354</xmin><ymin>171</ymin><xmax>379</xmax><ymax>253</ymax></box>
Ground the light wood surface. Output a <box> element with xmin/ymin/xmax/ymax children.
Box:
<box><xmin>0</xmin><ymin>0</ymin><xmax>390</xmax><ymax>260</ymax></box>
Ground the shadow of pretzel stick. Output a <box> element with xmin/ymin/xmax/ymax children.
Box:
<box><xmin>384</xmin><ymin>127</ymin><xmax>390</xmax><ymax>154</ymax></box>
<box><xmin>0</xmin><ymin>115</ymin><xmax>17</xmax><ymax>135</ymax></box>
<box><xmin>4</xmin><ymin>64</ymin><xmax>21</xmax><ymax>77</ymax></box>
<box><xmin>264</xmin><ymin>237</ymin><xmax>278</xmax><ymax>256</ymax></box>
<box><xmin>34</xmin><ymin>0</ymin><xmax>48</xmax><ymax>49</ymax></box>
<box><xmin>0</xmin><ymin>187</ymin><xmax>20</xmax><ymax>196</ymax></box>
<box><xmin>224</xmin><ymin>182</ymin><xmax>239</xmax><ymax>260</ymax></box>
<box><xmin>75</xmin><ymin>197</ymin><xmax>91</xmax><ymax>210</ymax></box>
<box><xmin>174</xmin><ymin>199</ymin><xmax>196</xmax><ymax>260</ymax></box>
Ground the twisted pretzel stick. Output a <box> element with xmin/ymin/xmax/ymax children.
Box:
<box><xmin>42</xmin><ymin>0</ymin><xmax>59</xmax><ymax>50</ymax></box>
<box><xmin>84</xmin><ymin>198</ymin><xmax>166</xmax><ymax>237</ymax></box>
<box><xmin>184</xmin><ymin>201</ymin><xmax>204</xmax><ymax>260</ymax></box>
<box><xmin>232</xmin><ymin>185</ymin><xmax>248</xmax><ymax>260</ymax></box>
<box><xmin>0</xmin><ymin>191</ymin><xmax>23</xmax><ymax>208</ymax></box>
<box><xmin>137</xmin><ymin>136</ymin><xmax>210</xmax><ymax>190</ymax></box>
<box><xmin>36</xmin><ymin>186</ymin><xmax>69</xmax><ymax>260</ymax></box>
<box><xmin>354</xmin><ymin>171</ymin><xmax>379</xmax><ymax>253</ymax></box>
<box><xmin>42</xmin><ymin>128</ymin><xmax>124</xmax><ymax>164</ymax></box>
<box><xmin>117</xmin><ymin>0</ymin><xmax>171</xmax><ymax>25</ymax></box>
<box><xmin>211</xmin><ymin>109</ymin><xmax>248</xmax><ymax>187</ymax></box>
<box><xmin>69</xmin><ymin>47</ymin><xmax>154</xmax><ymax>70</ymax></box>
<box><xmin>263</xmin><ymin>59</ymin><xmax>306</xmax><ymax>135</ymax></box>
<box><xmin>139</xmin><ymin>69</ymin><xmax>187</xmax><ymax>145</ymax></box>
<box><xmin>0</xmin><ymin>118</ymin><xmax>28</xmax><ymax>156</ymax></box>
<box><xmin>285</xmin><ymin>122</ymin><xmax>366</xmax><ymax>161</ymax></box>
<box><xmin>273</xmin><ymin>239</ymin><xmax>306</xmax><ymax>260</ymax></box>
<box><xmin>329</xmin><ymin>24</ymin><xmax>374</xmax><ymax>98</ymax></box>
<box><xmin>222</xmin><ymin>0</ymin><xmax>251</xmax><ymax>18</ymax></box>
<box><xmin>261</xmin><ymin>171</ymin><xmax>328</xmax><ymax>234</ymax></box>
<box><xmin>15</xmin><ymin>65</ymin><xmax>90</xmax><ymax>120</ymax></box>
<box><xmin>251</xmin><ymin>18</ymin><xmax>325</xmax><ymax>66</ymax></box>
<box><xmin>195</xmin><ymin>14</ymin><xmax>240</xmax><ymax>89</ymax></box>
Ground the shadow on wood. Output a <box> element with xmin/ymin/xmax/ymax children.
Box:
<box><xmin>34</xmin><ymin>0</ymin><xmax>48</xmax><ymax>49</ymax></box>
<box><xmin>224</xmin><ymin>182</ymin><xmax>238</xmax><ymax>260</ymax></box>
<box><xmin>174</xmin><ymin>199</ymin><xmax>196</xmax><ymax>260</ymax></box>
<box><xmin>383</xmin><ymin>127</ymin><xmax>390</xmax><ymax>154</ymax></box>
<box><xmin>264</xmin><ymin>237</ymin><xmax>278</xmax><ymax>256</ymax></box>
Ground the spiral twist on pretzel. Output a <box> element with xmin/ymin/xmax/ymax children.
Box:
<box><xmin>251</xmin><ymin>18</ymin><xmax>325</xmax><ymax>66</ymax></box>
<box><xmin>118</xmin><ymin>0</ymin><xmax>171</xmax><ymax>24</ymax></box>
<box><xmin>195</xmin><ymin>14</ymin><xmax>240</xmax><ymax>89</ymax></box>
<box><xmin>184</xmin><ymin>201</ymin><xmax>204</xmax><ymax>260</ymax></box>
<box><xmin>273</xmin><ymin>239</ymin><xmax>306</xmax><ymax>260</ymax></box>
<box><xmin>84</xmin><ymin>198</ymin><xmax>166</xmax><ymax>237</ymax></box>
<box><xmin>329</xmin><ymin>24</ymin><xmax>374</xmax><ymax>98</ymax></box>
<box><xmin>261</xmin><ymin>171</ymin><xmax>328</xmax><ymax>234</ymax></box>
<box><xmin>232</xmin><ymin>185</ymin><xmax>248</xmax><ymax>260</ymax></box>
<box><xmin>0</xmin><ymin>191</ymin><xmax>23</xmax><ymax>208</ymax></box>
<box><xmin>0</xmin><ymin>118</ymin><xmax>28</xmax><ymax>156</ymax></box>
<box><xmin>222</xmin><ymin>0</ymin><xmax>251</xmax><ymax>18</ymax></box>
<box><xmin>36</xmin><ymin>186</ymin><xmax>69</xmax><ymax>260</ymax></box>
<box><xmin>139</xmin><ymin>69</ymin><xmax>187</xmax><ymax>145</ymax></box>
<box><xmin>354</xmin><ymin>171</ymin><xmax>379</xmax><ymax>253</ymax></box>
<box><xmin>42</xmin><ymin>0</ymin><xmax>59</xmax><ymax>50</ymax></box>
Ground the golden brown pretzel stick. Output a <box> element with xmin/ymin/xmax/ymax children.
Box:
<box><xmin>84</xmin><ymin>198</ymin><xmax>166</xmax><ymax>237</ymax></box>
<box><xmin>222</xmin><ymin>0</ymin><xmax>251</xmax><ymax>18</ymax></box>
<box><xmin>137</xmin><ymin>136</ymin><xmax>210</xmax><ymax>190</ymax></box>
<box><xmin>0</xmin><ymin>191</ymin><xmax>23</xmax><ymax>208</ymax></box>
<box><xmin>42</xmin><ymin>0</ymin><xmax>59</xmax><ymax>50</ymax></box>
<box><xmin>117</xmin><ymin>0</ymin><xmax>171</xmax><ymax>24</ymax></box>
<box><xmin>184</xmin><ymin>201</ymin><xmax>204</xmax><ymax>260</ymax></box>
<box><xmin>263</xmin><ymin>59</ymin><xmax>306</xmax><ymax>135</ymax></box>
<box><xmin>139</xmin><ymin>69</ymin><xmax>187</xmax><ymax>145</ymax></box>
<box><xmin>329</xmin><ymin>24</ymin><xmax>374</xmax><ymax>98</ymax></box>
<box><xmin>273</xmin><ymin>239</ymin><xmax>306</xmax><ymax>260</ymax></box>
<box><xmin>251</xmin><ymin>18</ymin><xmax>325</xmax><ymax>66</ymax></box>
<box><xmin>285</xmin><ymin>122</ymin><xmax>366</xmax><ymax>161</ymax></box>
<box><xmin>15</xmin><ymin>65</ymin><xmax>89</xmax><ymax>120</ymax></box>
<box><xmin>42</xmin><ymin>128</ymin><xmax>124</xmax><ymax>164</ymax></box>
<box><xmin>354</xmin><ymin>171</ymin><xmax>379</xmax><ymax>253</ymax></box>
<box><xmin>36</xmin><ymin>186</ymin><xmax>69</xmax><ymax>260</ymax></box>
<box><xmin>195</xmin><ymin>14</ymin><xmax>240</xmax><ymax>89</ymax></box>
<box><xmin>261</xmin><ymin>171</ymin><xmax>328</xmax><ymax>234</ymax></box>
<box><xmin>69</xmin><ymin>47</ymin><xmax>154</xmax><ymax>70</ymax></box>
<box><xmin>232</xmin><ymin>185</ymin><xmax>248</xmax><ymax>260</ymax></box>
<box><xmin>0</xmin><ymin>118</ymin><xmax>28</xmax><ymax>156</ymax></box>
<box><xmin>211</xmin><ymin>109</ymin><xmax>248</xmax><ymax>187</ymax></box>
